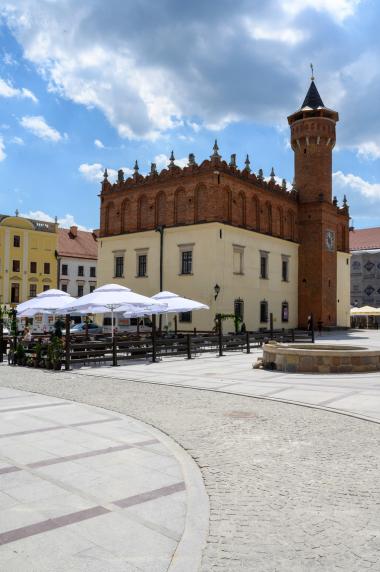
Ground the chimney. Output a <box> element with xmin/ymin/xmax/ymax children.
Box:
<box><xmin>70</xmin><ymin>225</ymin><xmax>78</xmax><ymax>238</ymax></box>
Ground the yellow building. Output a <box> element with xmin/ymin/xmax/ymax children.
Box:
<box><xmin>97</xmin><ymin>222</ymin><xmax>300</xmax><ymax>331</ymax></box>
<box><xmin>0</xmin><ymin>213</ymin><xmax>58</xmax><ymax>306</ymax></box>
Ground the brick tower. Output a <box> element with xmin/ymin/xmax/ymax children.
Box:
<box><xmin>288</xmin><ymin>77</ymin><xmax>340</xmax><ymax>327</ymax></box>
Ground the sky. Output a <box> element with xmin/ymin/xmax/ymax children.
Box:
<box><xmin>0</xmin><ymin>0</ymin><xmax>379</xmax><ymax>230</ymax></box>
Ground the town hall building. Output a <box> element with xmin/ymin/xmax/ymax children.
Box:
<box><xmin>97</xmin><ymin>79</ymin><xmax>351</xmax><ymax>331</ymax></box>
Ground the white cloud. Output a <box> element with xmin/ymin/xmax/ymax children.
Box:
<box><xmin>154</xmin><ymin>153</ymin><xmax>188</xmax><ymax>171</ymax></box>
<box><xmin>20</xmin><ymin>115</ymin><xmax>63</xmax><ymax>142</ymax></box>
<box><xmin>79</xmin><ymin>162</ymin><xmax>133</xmax><ymax>183</ymax></box>
<box><xmin>0</xmin><ymin>136</ymin><xmax>6</xmax><ymax>161</ymax></box>
<box><xmin>20</xmin><ymin>209</ymin><xmax>91</xmax><ymax>231</ymax></box>
<box><xmin>94</xmin><ymin>138</ymin><xmax>104</xmax><ymax>148</ymax></box>
<box><xmin>244</xmin><ymin>18</ymin><xmax>306</xmax><ymax>46</ymax></box>
<box><xmin>333</xmin><ymin>171</ymin><xmax>380</xmax><ymax>200</ymax></box>
<box><xmin>356</xmin><ymin>142</ymin><xmax>380</xmax><ymax>161</ymax></box>
<box><xmin>283</xmin><ymin>0</ymin><xmax>361</xmax><ymax>22</ymax></box>
<box><xmin>0</xmin><ymin>78</ymin><xmax>37</xmax><ymax>102</ymax></box>
<box><xmin>11</xmin><ymin>136</ymin><xmax>24</xmax><ymax>145</ymax></box>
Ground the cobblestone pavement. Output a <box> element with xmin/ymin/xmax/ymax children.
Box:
<box><xmin>1</xmin><ymin>365</ymin><xmax>380</xmax><ymax>571</ymax></box>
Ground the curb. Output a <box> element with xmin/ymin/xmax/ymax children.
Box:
<box><xmin>0</xmin><ymin>385</ymin><xmax>209</xmax><ymax>572</ymax></box>
<box><xmin>75</xmin><ymin>369</ymin><xmax>380</xmax><ymax>427</ymax></box>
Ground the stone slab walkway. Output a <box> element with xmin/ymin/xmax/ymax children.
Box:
<box><xmin>1</xmin><ymin>366</ymin><xmax>380</xmax><ymax>571</ymax></box>
<box><xmin>73</xmin><ymin>330</ymin><xmax>380</xmax><ymax>423</ymax></box>
<box><xmin>0</xmin><ymin>387</ymin><xmax>207</xmax><ymax>572</ymax></box>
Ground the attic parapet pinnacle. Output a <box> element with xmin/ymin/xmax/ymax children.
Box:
<box><xmin>134</xmin><ymin>160</ymin><xmax>139</xmax><ymax>173</ymax></box>
<box><xmin>244</xmin><ymin>154</ymin><xmax>251</xmax><ymax>173</ymax></box>
<box><xmin>150</xmin><ymin>162</ymin><xmax>158</xmax><ymax>175</ymax></box>
<box><xmin>103</xmin><ymin>168</ymin><xmax>108</xmax><ymax>180</ymax></box>
<box><xmin>229</xmin><ymin>154</ymin><xmax>236</xmax><ymax>168</ymax></box>
<box><xmin>211</xmin><ymin>139</ymin><xmax>221</xmax><ymax>159</ymax></box>
<box><xmin>188</xmin><ymin>153</ymin><xmax>196</xmax><ymax>166</ymax></box>
<box><xmin>257</xmin><ymin>168</ymin><xmax>264</xmax><ymax>181</ymax></box>
<box><xmin>168</xmin><ymin>150</ymin><xmax>176</xmax><ymax>169</ymax></box>
<box><xmin>117</xmin><ymin>169</ymin><xmax>124</xmax><ymax>184</ymax></box>
<box><xmin>281</xmin><ymin>178</ymin><xmax>287</xmax><ymax>191</ymax></box>
<box><xmin>270</xmin><ymin>167</ymin><xmax>276</xmax><ymax>183</ymax></box>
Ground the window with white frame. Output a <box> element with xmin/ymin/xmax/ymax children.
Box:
<box><xmin>179</xmin><ymin>243</ymin><xmax>194</xmax><ymax>275</ymax></box>
<box><xmin>282</xmin><ymin>255</ymin><xmax>289</xmax><ymax>282</ymax></box>
<box><xmin>260</xmin><ymin>251</ymin><xmax>268</xmax><ymax>279</ymax></box>
<box><xmin>113</xmin><ymin>251</ymin><xmax>125</xmax><ymax>278</ymax></box>
<box><xmin>233</xmin><ymin>245</ymin><xmax>244</xmax><ymax>275</ymax></box>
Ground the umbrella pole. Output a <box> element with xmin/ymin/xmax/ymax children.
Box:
<box><xmin>111</xmin><ymin>308</ymin><xmax>114</xmax><ymax>339</ymax></box>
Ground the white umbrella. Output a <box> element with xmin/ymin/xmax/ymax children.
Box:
<box><xmin>151</xmin><ymin>291</ymin><xmax>209</xmax><ymax>314</ymax></box>
<box><xmin>17</xmin><ymin>289</ymin><xmax>77</xmax><ymax>316</ymax></box>
<box><xmin>62</xmin><ymin>284</ymin><xmax>166</xmax><ymax>338</ymax></box>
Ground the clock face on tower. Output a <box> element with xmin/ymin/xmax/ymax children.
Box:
<box><xmin>325</xmin><ymin>230</ymin><xmax>335</xmax><ymax>252</ymax></box>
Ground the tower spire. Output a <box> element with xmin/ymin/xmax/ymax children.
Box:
<box><xmin>310</xmin><ymin>62</ymin><xmax>314</xmax><ymax>82</ymax></box>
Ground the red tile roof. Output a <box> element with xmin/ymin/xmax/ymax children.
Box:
<box><xmin>349</xmin><ymin>227</ymin><xmax>380</xmax><ymax>251</ymax></box>
<box><xmin>58</xmin><ymin>227</ymin><xmax>98</xmax><ymax>260</ymax></box>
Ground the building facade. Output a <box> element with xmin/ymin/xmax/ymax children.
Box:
<box><xmin>97</xmin><ymin>80</ymin><xmax>351</xmax><ymax>330</ymax></box>
<box><xmin>57</xmin><ymin>226</ymin><xmax>97</xmax><ymax>297</ymax></box>
<box><xmin>350</xmin><ymin>228</ymin><xmax>380</xmax><ymax>307</ymax></box>
<box><xmin>0</xmin><ymin>213</ymin><xmax>58</xmax><ymax>305</ymax></box>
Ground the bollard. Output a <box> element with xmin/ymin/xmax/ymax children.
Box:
<box><xmin>65</xmin><ymin>314</ymin><xmax>71</xmax><ymax>371</ymax></box>
<box><xmin>186</xmin><ymin>334</ymin><xmax>192</xmax><ymax>359</ymax></box>
<box><xmin>112</xmin><ymin>335</ymin><xmax>118</xmax><ymax>367</ymax></box>
<box><xmin>246</xmin><ymin>330</ymin><xmax>251</xmax><ymax>354</ymax></box>
<box><xmin>217</xmin><ymin>314</ymin><xmax>223</xmax><ymax>357</ymax></box>
<box><xmin>269</xmin><ymin>313</ymin><xmax>274</xmax><ymax>340</ymax></box>
<box><xmin>0</xmin><ymin>318</ymin><xmax>3</xmax><ymax>363</ymax></box>
<box><xmin>152</xmin><ymin>314</ymin><xmax>157</xmax><ymax>363</ymax></box>
<box><xmin>310</xmin><ymin>313</ymin><xmax>315</xmax><ymax>343</ymax></box>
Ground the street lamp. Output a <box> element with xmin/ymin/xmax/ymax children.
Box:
<box><xmin>214</xmin><ymin>284</ymin><xmax>220</xmax><ymax>300</ymax></box>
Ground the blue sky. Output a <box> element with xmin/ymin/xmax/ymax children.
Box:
<box><xmin>0</xmin><ymin>0</ymin><xmax>379</xmax><ymax>230</ymax></box>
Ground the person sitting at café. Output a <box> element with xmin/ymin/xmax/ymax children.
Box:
<box><xmin>22</xmin><ymin>327</ymin><xmax>32</xmax><ymax>342</ymax></box>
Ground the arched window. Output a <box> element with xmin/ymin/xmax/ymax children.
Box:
<box><xmin>155</xmin><ymin>192</ymin><xmax>166</xmax><ymax>227</ymax></box>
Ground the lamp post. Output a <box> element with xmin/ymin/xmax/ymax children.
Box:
<box><xmin>155</xmin><ymin>225</ymin><xmax>165</xmax><ymax>333</ymax></box>
<box><xmin>214</xmin><ymin>284</ymin><xmax>220</xmax><ymax>300</ymax></box>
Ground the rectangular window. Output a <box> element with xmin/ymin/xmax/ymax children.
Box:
<box><xmin>260</xmin><ymin>300</ymin><xmax>268</xmax><ymax>323</ymax></box>
<box><xmin>11</xmin><ymin>283</ymin><xmax>19</xmax><ymax>303</ymax></box>
<box><xmin>260</xmin><ymin>254</ymin><xmax>268</xmax><ymax>279</ymax></box>
<box><xmin>29</xmin><ymin>284</ymin><xmax>37</xmax><ymax>298</ymax></box>
<box><xmin>78</xmin><ymin>266</ymin><xmax>84</xmax><ymax>277</ymax></box>
<box><xmin>78</xmin><ymin>284</ymin><xmax>84</xmax><ymax>297</ymax></box>
<box><xmin>179</xmin><ymin>311</ymin><xmax>192</xmax><ymax>323</ymax></box>
<box><xmin>43</xmin><ymin>285</ymin><xmax>50</xmax><ymax>292</ymax></box>
<box><xmin>282</xmin><ymin>258</ymin><xmax>289</xmax><ymax>282</ymax></box>
<box><xmin>234</xmin><ymin>298</ymin><xmax>244</xmax><ymax>320</ymax></box>
<box><xmin>61</xmin><ymin>283</ymin><xmax>68</xmax><ymax>293</ymax></box>
<box><xmin>281</xmin><ymin>302</ymin><xmax>289</xmax><ymax>322</ymax></box>
<box><xmin>61</xmin><ymin>264</ymin><xmax>68</xmax><ymax>276</ymax></box>
<box><xmin>90</xmin><ymin>285</ymin><xmax>95</xmax><ymax>293</ymax></box>
<box><xmin>12</xmin><ymin>260</ymin><xmax>20</xmax><ymax>272</ymax></box>
<box><xmin>44</xmin><ymin>262</ymin><xmax>50</xmax><ymax>274</ymax></box>
<box><xmin>115</xmin><ymin>256</ymin><xmax>124</xmax><ymax>278</ymax></box>
<box><xmin>30</xmin><ymin>261</ymin><xmax>37</xmax><ymax>273</ymax></box>
<box><xmin>181</xmin><ymin>251</ymin><xmax>192</xmax><ymax>274</ymax></box>
<box><xmin>138</xmin><ymin>254</ymin><xmax>147</xmax><ymax>277</ymax></box>
<box><xmin>90</xmin><ymin>266</ymin><xmax>96</xmax><ymax>278</ymax></box>
<box><xmin>13</xmin><ymin>235</ymin><xmax>20</xmax><ymax>247</ymax></box>
<box><xmin>233</xmin><ymin>246</ymin><xmax>244</xmax><ymax>274</ymax></box>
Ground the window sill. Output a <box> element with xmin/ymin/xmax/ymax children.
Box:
<box><xmin>135</xmin><ymin>275</ymin><xmax>148</xmax><ymax>278</ymax></box>
<box><xmin>281</xmin><ymin>279</ymin><xmax>289</xmax><ymax>283</ymax></box>
<box><xmin>113</xmin><ymin>276</ymin><xmax>125</xmax><ymax>279</ymax></box>
<box><xmin>179</xmin><ymin>273</ymin><xmax>193</xmax><ymax>276</ymax></box>
<box><xmin>260</xmin><ymin>276</ymin><xmax>268</xmax><ymax>280</ymax></box>
<box><xmin>233</xmin><ymin>272</ymin><xmax>244</xmax><ymax>276</ymax></box>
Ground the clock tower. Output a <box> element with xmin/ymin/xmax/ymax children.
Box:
<box><xmin>288</xmin><ymin>76</ymin><xmax>341</xmax><ymax>327</ymax></box>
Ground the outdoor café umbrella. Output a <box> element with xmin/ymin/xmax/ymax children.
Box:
<box><xmin>151</xmin><ymin>291</ymin><xmax>209</xmax><ymax>313</ymax></box>
<box><xmin>350</xmin><ymin>306</ymin><xmax>380</xmax><ymax>316</ymax></box>
<box><xmin>17</xmin><ymin>289</ymin><xmax>77</xmax><ymax>317</ymax></box>
<box><xmin>61</xmin><ymin>284</ymin><xmax>166</xmax><ymax>338</ymax></box>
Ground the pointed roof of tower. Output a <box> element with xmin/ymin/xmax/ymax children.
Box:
<box><xmin>301</xmin><ymin>80</ymin><xmax>325</xmax><ymax>110</ymax></box>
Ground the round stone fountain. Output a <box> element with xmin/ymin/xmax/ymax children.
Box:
<box><xmin>262</xmin><ymin>342</ymin><xmax>380</xmax><ymax>373</ymax></box>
